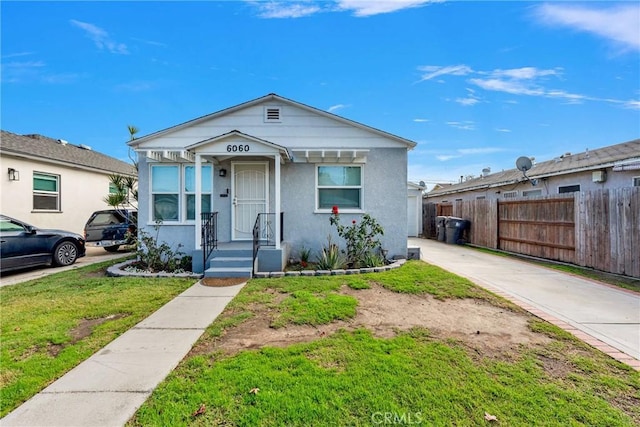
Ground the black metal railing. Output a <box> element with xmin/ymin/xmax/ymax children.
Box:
<box><xmin>252</xmin><ymin>212</ymin><xmax>284</xmax><ymax>273</ymax></box>
<box><xmin>201</xmin><ymin>212</ymin><xmax>218</xmax><ymax>269</ymax></box>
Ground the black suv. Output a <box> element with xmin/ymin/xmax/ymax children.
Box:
<box><xmin>84</xmin><ymin>209</ymin><xmax>137</xmax><ymax>252</ymax></box>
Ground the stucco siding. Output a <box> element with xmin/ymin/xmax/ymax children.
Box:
<box><xmin>1</xmin><ymin>155</ymin><xmax>119</xmax><ymax>234</ymax></box>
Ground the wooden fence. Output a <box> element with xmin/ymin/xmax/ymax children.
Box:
<box><xmin>423</xmin><ymin>187</ymin><xmax>640</xmax><ymax>278</ymax></box>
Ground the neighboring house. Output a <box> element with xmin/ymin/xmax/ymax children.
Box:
<box><xmin>128</xmin><ymin>93</ymin><xmax>417</xmax><ymax>276</ymax></box>
<box><xmin>426</xmin><ymin>139</ymin><xmax>640</xmax><ymax>203</ymax></box>
<box><xmin>0</xmin><ymin>131</ymin><xmax>137</xmax><ymax>235</ymax></box>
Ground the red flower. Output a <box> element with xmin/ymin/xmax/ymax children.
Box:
<box><xmin>332</xmin><ymin>205</ymin><xmax>339</xmax><ymax>215</ymax></box>
<box><xmin>352</xmin><ymin>220</ymin><xmax>356</xmax><ymax>224</ymax></box>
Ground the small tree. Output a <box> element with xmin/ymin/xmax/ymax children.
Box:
<box><xmin>104</xmin><ymin>125</ymin><xmax>139</xmax><ymax>211</ymax></box>
<box><xmin>329</xmin><ymin>206</ymin><xmax>384</xmax><ymax>268</ymax></box>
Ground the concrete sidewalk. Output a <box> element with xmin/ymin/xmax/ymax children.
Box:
<box><xmin>409</xmin><ymin>238</ymin><xmax>640</xmax><ymax>370</ymax></box>
<box><xmin>1</xmin><ymin>281</ymin><xmax>245</xmax><ymax>427</ymax></box>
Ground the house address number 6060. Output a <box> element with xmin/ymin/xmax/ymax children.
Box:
<box><xmin>226</xmin><ymin>144</ymin><xmax>250</xmax><ymax>152</ymax></box>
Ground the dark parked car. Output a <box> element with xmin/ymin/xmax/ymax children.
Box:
<box><xmin>84</xmin><ymin>209</ymin><xmax>137</xmax><ymax>252</ymax></box>
<box><xmin>0</xmin><ymin>214</ymin><xmax>86</xmax><ymax>273</ymax></box>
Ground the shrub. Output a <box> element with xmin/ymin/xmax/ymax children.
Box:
<box><xmin>329</xmin><ymin>207</ymin><xmax>384</xmax><ymax>268</ymax></box>
<box><xmin>315</xmin><ymin>237</ymin><xmax>346</xmax><ymax>270</ymax></box>
<box><xmin>132</xmin><ymin>222</ymin><xmax>192</xmax><ymax>273</ymax></box>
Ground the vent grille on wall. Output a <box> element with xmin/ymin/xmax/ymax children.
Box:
<box><xmin>264</xmin><ymin>107</ymin><xmax>281</xmax><ymax>122</ymax></box>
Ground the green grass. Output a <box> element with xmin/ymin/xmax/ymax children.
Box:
<box><xmin>128</xmin><ymin>260</ymin><xmax>639</xmax><ymax>426</ymax></box>
<box><xmin>0</xmin><ymin>260</ymin><xmax>195</xmax><ymax>417</ymax></box>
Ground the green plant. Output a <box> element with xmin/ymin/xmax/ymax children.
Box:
<box><xmin>315</xmin><ymin>236</ymin><xmax>346</xmax><ymax>270</ymax></box>
<box><xmin>133</xmin><ymin>221</ymin><xmax>191</xmax><ymax>273</ymax></box>
<box><xmin>361</xmin><ymin>250</ymin><xmax>385</xmax><ymax>268</ymax></box>
<box><xmin>329</xmin><ymin>206</ymin><xmax>384</xmax><ymax>268</ymax></box>
<box><xmin>299</xmin><ymin>246</ymin><xmax>311</xmax><ymax>268</ymax></box>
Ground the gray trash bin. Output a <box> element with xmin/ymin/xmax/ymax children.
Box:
<box><xmin>445</xmin><ymin>217</ymin><xmax>469</xmax><ymax>244</ymax></box>
<box><xmin>436</xmin><ymin>216</ymin><xmax>447</xmax><ymax>242</ymax></box>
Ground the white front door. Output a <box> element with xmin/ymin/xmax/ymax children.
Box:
<box><xmin>232</xmin><ymin>162</ymin><xmax>269</xmax><ymax>240</ymax></box>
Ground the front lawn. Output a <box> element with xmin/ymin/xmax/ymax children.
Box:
<box><xmin>0</xmin><ymin>261</ymin><xmax>195</xmax><ymax>417</ymax></box>
<box><xmin>129</xmin><ymin>261</ymin><xmax>640</xmax><ymax>426</ymax></box>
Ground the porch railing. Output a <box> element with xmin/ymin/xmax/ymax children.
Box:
<box><xmin>252</xmin><ymin>212</ymin><xmax>284</xmax><ymax>273</ymax></box>
<box><xmin>201</xmin><ymin>212</ymin><xmax>218</xmax><ymax>269</ymax></box>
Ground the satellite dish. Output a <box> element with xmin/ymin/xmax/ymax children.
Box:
<box><xmin>516</xmin><ymin>156</ymin><xmax>532</xmax><ymax>172</ymax></box>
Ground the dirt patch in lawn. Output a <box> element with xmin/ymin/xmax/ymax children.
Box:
<box><xmin>193</xmin><ymin>284</ymin><xmax>549</xmax><ymax>360</ymax></box>
<box><xmin>46</xmin><ymin>314</ymin><xmax>129</xmax><ymax>357</ymax></box>
<box><xmin>200</xmin><ymin>278</ymin><xmax>248</xmax><ymax>287</ymax></box>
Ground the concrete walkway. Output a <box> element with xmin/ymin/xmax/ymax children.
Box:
<box><xmin>1</xmin><ymin>281</ymin><xmax>245</xmax><ymax>427</ymax></box>
<box><xmin>409</xmin><ymin>238</ymin><xmax>640</xmax><ymax>370</ymax></box>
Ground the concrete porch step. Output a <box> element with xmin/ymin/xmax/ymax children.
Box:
<box><xmin>204</xmin><ymin>266</ymin><xmax>253</xmax><ymax>278</ymax></box>
<box><xmin>209</xmin><ymin>257</ymin><xmax>253</xmax><ymax>268</ymax></box>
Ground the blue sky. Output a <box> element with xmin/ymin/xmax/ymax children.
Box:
<box><xmin>2</xmin><ymin>1</ymin><xmax>639</xmax><ymax>188</ymax></box>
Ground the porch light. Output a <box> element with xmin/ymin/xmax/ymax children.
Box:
<box><xmin>8</xmin><ymin>168</ymin><xmax>19</xmax><ymax>181</ymax></box>
<box><xmin>219</xmin><ymin>168</ymin><xmax>227</xmax><ymax>177</ymax></box>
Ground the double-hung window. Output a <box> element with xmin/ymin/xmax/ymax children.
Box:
<box><xmin>317</xmin><ymin>165</ymin><xmax>362</xmax><ymax>210</ymax></box>
<box><xmin>33</xmin><ymin>172</ymin><xmax>60</xmax><ymax>211</ymax></box>
<box><xmin>151</xmin><ymin>164</ymin><xmax>213</xmax><ymax>222</ymax></box>
<box><xmin>151</xmin><ymin>165</ymin><xmax>180</xmax><ymax>221</ymax></box>
<box><xmin>185</xmin><ymin>165</ymin><xmax>212</xmax><ymax>220</ymax></box>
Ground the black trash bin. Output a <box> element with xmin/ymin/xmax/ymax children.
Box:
<box><xmin>436</xmin><ymin>216</ymin><xmax>447</xmax><ymax>242</ymax></box>
<box><xmin>445</xmin><ymin>217</ymin><xmax>469</xmax><ymax>244</ymax></box>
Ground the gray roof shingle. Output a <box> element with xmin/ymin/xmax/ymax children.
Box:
<box><xmin>0</xmin><ymin>130</ymin><xmax>136</xmax><ymax>176</ymax></box>
<box><xmin>428</xmin><ymin>139</ymin><xmax>640</xmax><ymax>196</ymax></box>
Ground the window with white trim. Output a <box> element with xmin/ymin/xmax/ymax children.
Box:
<box><xmin>503</xmin><ymin>190</ymin><xmax>518</xmax><ymax>199</ymax></box>
<box><xmin>33</xmin><ymin>172</ymin><xmax>60</xmax><ymax>211</ymax></box>
<box><xmin>523</xmin><ymin>189</ymin><xmax>542</xmax><ymax>197</ymax></box>
<box><xmin>151</xmin><ymin>164</ymin><xmax>214</xmax><ymax>222</ymax></box>
<box><xmin>317</xmin><ymin>165</ymin><xmax>362</xmax><ymax>210</ymax></box>
<box><xmin>185</xmin><ymin>165</ymin><xmax>212</xmax><ymax>220</ymax></box>
<box><xmin>151</xmin><ymin>165</ymin><xmax>180</xmax><ymax>221</ymax></box>
<box><xmin>633</xmin><ymin>176</ymin><xmax>640</xmax><ymax>187</ymax></box>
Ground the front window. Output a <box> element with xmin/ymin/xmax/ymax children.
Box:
<box><xmin>33</xmin><ymin>172</ymin><xmax>60</xmax><ymax>211</ymax></box>
<box><xmin>151</xmin><ymin>164</ymin><xmax>213</xmax><ymax>222</ymax></box>
<box><xmin>185</xmin><ymin>165</ymin><xmax>212</xmax><ymax>220</ymax></box>
<box><xmin>317</xmin><ymin>165</ymin><xmax>362</xmax><ymax>210</ymax></box>
<box><xmin>151</xmin><ymin>165</ymin><xmax>179</xmax><ymax>221</ymax></box>
<box><xmin>503</xmin><ymin>191</ymin><xmax>518</xmax><ymax>199</ymax></box>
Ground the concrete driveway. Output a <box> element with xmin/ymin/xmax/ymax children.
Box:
<box><xmin>0</xmin><ymin>247</ymin><xmax>133</xmax><ymax>287</ymax></box>
<box><xmin>409</xmin><ymin>238</ymin><xmax>640</xmax><ymax>368</ymax></box>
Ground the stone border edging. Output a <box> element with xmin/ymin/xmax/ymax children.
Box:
<box><xmin>107</xmin><ymin>259</ymin><xmax>407</xmax><ymax>279</ymax></box>
<box><xmin>106</xmin><ymin>260</ymin><xmax>203</xmax><ymax>279</ymax></box>
<box><xmin>253</xmin><ymin>259</ymin><xmax>407</xmax><ymax>278</ymax></box>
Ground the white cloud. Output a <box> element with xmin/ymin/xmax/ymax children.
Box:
<box><xmin>417</xmin><ymin>64</ymin><xmax>473</xmax><ymax>82</ymax></box>
<box><xmin>336</xmin><ymin>0</ymin><xmax>435</xmax><ymax>17</ymax></box>
<box><xmin>328</xmin><ymin>103</ymin><xmax>348</xmax><ymax>112</ymax></box>
<box><xmin>446</xmin><ymin>121</ymin><xmax>475</xmax><ymax>131</ymax></box>
<box><xmin>495</xmin><ymin>128</ymin><xmax>512</xmax><ymax>133</ymax></box>
<box><xmin>254</xmin><ymin>2</ymin><xmax>321</xmax><ymax>18</ymax></box>
<box><xmin>413</xmin><ymin>118</ymin><xmax>430</xmax><ymax>122</ymax></box>
<box><xmin>436</xmin><ymin>154</ymin><xmax>460</xmax><ymax>161</ymax></box>
<box><xmin>534</xmin><ymin>4</ymin><xmax>640</xmax><ymax>52</ymax></box>
<box><xmin>488</xmin><ymin>67</ymin><xmax>562</xmax><ymax>80</ymax></box>
<box><xmin>455</xmin><ymin>97</ymin><xmax>479</xmax><ymax>106</ymax></box>
<box><xmin>70</xmin><ymin>19</ymin><xmax>129</xmax><ymax>54</ymax></box>
<box><xmin>457</xmin><ymin>147</ymin><xmax>504</xmax><ymax>155</ymax></box>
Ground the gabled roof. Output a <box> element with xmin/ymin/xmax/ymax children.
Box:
<box><xmin>0</xmin><ymin>130</ymin><xmax>136</xmax><ymax>176</ymax></box>
<box><xmin>128</xmin><ymin>93</ymin><xmax>417</xmax><ymax>150</ymax></box>
<box><xmin>428</xmin><ymin>139</ymin><xmax>640</xmax><ymax>197</ymax></box>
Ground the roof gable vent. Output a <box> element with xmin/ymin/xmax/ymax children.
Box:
<box><xmin>264</xmin><ymin>106</ymin><xmax>281</xmax><ymax>123</ymax></box>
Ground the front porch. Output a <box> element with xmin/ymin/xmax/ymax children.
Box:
<box><xmin>195</xmin><ymin>211</ymin><xmax>289</xmax><ymax>278</ymax></box>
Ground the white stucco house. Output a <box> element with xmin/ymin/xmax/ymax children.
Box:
<box><xmin>1</xmin><ymin>130</ymin><xmax>136</xmax><ymax>235</ymax></box>
<box><xmin>128</xmin><ymin>93</ymin><xmax>417</xmax><ymax>277</ymax></box>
